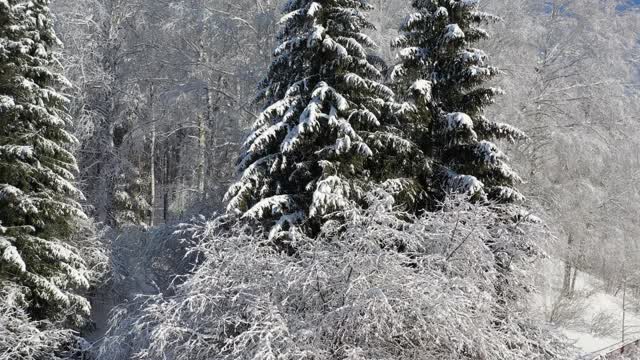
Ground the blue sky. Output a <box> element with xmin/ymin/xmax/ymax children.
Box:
<box><xmin>616</xmin><ymin>0</ymin><xmax>640</xmax><ymax>11</ymax></box>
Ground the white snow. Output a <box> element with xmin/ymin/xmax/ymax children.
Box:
<box><xmin>460</xmin><ymin>48</ymin><xmax>487</xmax><ymax>65</ymax></box>
<box><xmin>322</xmin><ymin>36</ymin><xmax>348</xmax><ymax>58</ymax></box>
<box><xmin>409</xmin><ymin>79</ymin><xmax>432</xmax><ymax>101</ymax></box>
<box><xmin>307</xmin><ymin>2</ymin><xmax>322</xmax><ymax>17</ymax></box>
<box><xmin>404</xmin><ymin>12</ymin><xmax>424</xmax><ymax>28</ymax></box>
<box><xmin>445</xmin><ymin>170</ymin><xmax>484</xmax><ymax>195</ymax></box>
<box><xmin>349</xmin><ymin>109</ymin><xmax>379</xmax><ymax>127</ymax></box>
<box><xmin>535</xmin><ymin>259</ymin><xmax>640</xmax><ymax>357</ymax></box>
<box><xmin>390</xmin><ymin>64</ymin><xmax>406</xmax><ymax>81</ymax></box>
<box><xmin>334</xmin><ymin>135</ymin><xmax>351</xmax><ymax>155</ymax></box>
<box><xmin>253</xmin><ymin>97</ymin><xmax>296</xmax><ymax>129</ymax></box>
<box><xmin>0</xmin><ymin>95</ymin><xmax>15</xmax><ymax>110</ymax></box>
<box><xmin>35</xmin><ymin>43</ymin><xmax>47</xmax><ymax>57</ymax></box>
<box><xmin>239</xmin><ymin>154</ymin><xmax>277</xmax><ymax>182</ymax></box>
<box><xmin>269</xmin><ymin>211</ymin><xmax>304</xmax><ymax>239</ymax></box>
<box><xmin>446</xmin><ymin>112</ymin><xmax>475</xmax><ymax>134</ymax></box>
<box><xmin>0</xmin><ymin>184</ymin><xmax>24</xmax><ymax>199</ymax></box>
<box><xmin>474</xmin><ymin>140</ymin><xmax>504</xmax><ymax>164</ymax></box>
<box><xmin>309</xmin><ymin>175</ymin><xmax>355</xmax><ymax>217</ymax></box>
<box><xmin>332</xmin><ymin>119</ymin><xmax>361</xmax><ymax>149</ymax></box>
<box><xmin>351</xmin><ymin>141</ymin><xmax>373</xmax><ymax>158</ymax></box>
<box><xmin>470</xmin><ymin>11</ymin><xmax>501</xmax><ymax>22</ymax></box>
<box><xmin>395</xmin><ymin>101</ymin><xmax>417</xmax><ymax>116</ymax></box>
<box><xmin>444</xmin><ymin>24</ymin><xmax>465</xmax><ymax>41</ymax></box>
<box><xmin>281</xmin><ymin>97</ymin><xmax>323</xmax><ymax>154</ymax></box>
<box><xmin>30</xmin><ymin>275</ymin><xmax>70</xmax><ymax>306</ymax></box>
<box><xmin>279</xmin><ymin>8</ymin><xmax>303</xmax><ymax>24</ymax></box>
<box><xmin>336</xmin><ymin>36</ymin><xmax>366</xmax><ymax>58</ymax></box>
<box><xmin>319</xmin><ymin>83</ymin><xmax>348</xmax><ymax>111</ymax></box>
<box><xmin>460</xmin><ymin>0</ymin><xmax>480</xmax><ymax>6</ymax></box>
<box><xmin>398</xmin><ymin>46</ymin><xmax>427</xmax><ymax>60</ymax></box>
<box><xmin>491</xmin><ymin>186</ymin><xmax>525</xmax><ymax>202</ymax></box>
<box><xmin>344</xmin><ymin>73</ymin><xmax>368</xmax><ymax>89</ymax></box>
<box><xmin>379</xmin><ymin>178</ymin><xmax>418</xmax><ymax>203</ymax></box>
<box><xmin>0</xmin><ymin>237</ymin><xmax>27</xmax><ymax>272</ymax></box>
<box><xmin>298</xmin><ymin>99</ymin><xmax>321</xmax><ymax>134</ymax></box>
<box><xmin>308</xmin><ymin>25</ymin><xmax>325</xmax><ymax>45</ymax></box>
<box><xmin>225</xmin><ymin>181</ymin><xmax>254</xmax><ymax>214</ymax></box>
<box><xmin>243</xmin><ymin>195</ymin><xmax>294</xmax><ymax>219</ymax></box>
<box><xmin>435</xmin><ymin>7</ymin><xmax>449</xmax><ymax>18</ymax></box>
<box><xmin>249</xmin><ymin>121</ymin><xmax>287</xmax><ymax>154</ymax></box>
<box><xmin>467</xmin><ymin>65</ymin><xmax>492</xmax><ymax>77</ymax></box>
<box><xmin>1</xmin><ymin>145</ymin><xmax>34</xmax><ymax>160</ymax></box>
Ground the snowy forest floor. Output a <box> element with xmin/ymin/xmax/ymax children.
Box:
<box><xmin>535</xmin><ymin>259</ymin><xmax>640</xmax><ymax>358</ymax></box>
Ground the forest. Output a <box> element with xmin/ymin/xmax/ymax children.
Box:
<box><xmin>1</xmin><ymin>0</ymin><xmax>640</xmax><ymax>359</ymax></box>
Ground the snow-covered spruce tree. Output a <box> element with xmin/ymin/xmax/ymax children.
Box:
<box><xmin>112</xmin><ymin>166</ymin><xmax>151</xmax><ymax>228</ymax></box>
<box><xmin>0</xmin><ymin>0</ymin><xmax>91</xmax><ymax>324</ymax></box>
<box><xmin>391</xmin><ymin>0</ymin><xmax>527</xmax><ymax>203</ymax></box>
<box><xmin>225</xmin><ymin>0</ymin><xmax>401</xmax><ymax>238</ymax></box>
<box><xmin>0</xmin><ymin>282</ymin><xmax>81</xmax><ymax>360</ymax></box>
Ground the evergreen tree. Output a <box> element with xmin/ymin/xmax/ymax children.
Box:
<box><xmin>225</xmin><ymin>0</ymin><xmax>397</xmax><ymax>238</ymax></box>
<box><xmin>391</xmin><ymin>0</ymin><xmax>527</xmax><ymax>204</ymax></box>
<box><xmin>112</xmin><ymin>166</ymin><xmax>151</xmax><ymax>228</ymax></box>
<box><xmin>0</xmin><ymin>0</ymin><xmax>91</xmax><ymax>324</ymax></box>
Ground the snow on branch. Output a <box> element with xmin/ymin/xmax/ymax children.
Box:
<box><xmin>307</xmin><ymin>2</ymin><xmax>322</xmax><ymax>17</ymax></box>
<box><xmin>0</xmin><ymin>283</ymin><xmax>79</xmax><ymax>360</ymax></box>
<box><xmin>403</xmin><ymin>12</ymin><xmax>428</xmax><ymax>29</ymax></box>
<box><xmin>446</xmin><ymin>112</ymin><xmax>478</xmax><ymax>141</ymax></box>
<box><xmin>279</xmin><ymin>8</ymin><xmax>304</xmax><ymax>24</ymax></box>
<box><xmin>474</xmin><ymin>140</ymin><xmax>506</xmax><ymax>165</ymax></box>
<box><xmin>444</xmin><ymin>169</ymin><xmax>485</xmax><ymax>196</ymax></box>
<box><xmin>475</xmin><ymin>116</ymin><xmax>527</xmax><ymax>143</ymax></box>
<box><xmin>410</xmin><ymin>79</ymin><xmax>433</xmax><ymax>102</ymax></box>
<box><xmin>0</xmin><ymin>236</ymin><xmax>26</xmax><ymax>272</ymax></box>
<box><xmin>243</xmin><ymin>195</ymin><xmax>295</xmax><ymax>220</ymax></box>
<box><xmin>490</xmin><ymin>186</ymin><xmax>526</xmax><ymax>203</ymax></box>
<box><xmin>309</xmin><ymin>175</ymin><xmax>358</xmax><ymax>217</ymax></box>
<box><xmin>444</xmin><ymin>24</ymin><xmax>465</xmax><ymax>41</ymax></box>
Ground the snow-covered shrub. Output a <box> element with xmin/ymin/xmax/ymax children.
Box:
<box><xmin>589</xmin><ymin>310</ymin><xmax>618</xmax><ymax>338</ymax></box>
<box><xmin>106</xmin><ymin>225</ymin><xmax>194</xmax><ymax>298</ymax></box>
<box><xmin>0</xmin><ymin>283</ymin><xmax>83</xmax><ymax>360</ymax></box>
<box><xmin>71</xmin><ymin>219</ymin><xmax>111</xmax><ymax>290</ymax></box>
<box><xmin>80</xmin><ymin>224</ymin><xmax>196</xmax><ymax>353</ymax></box>
<box><xmin>547</xmin><ymin>290</ymin><xmax>592</xmax><ymax>328</ymax></box>
<box><xmin>96</xmin><ymin>195</ymin><xmax>570</xmax><ymax>359</ymax></box>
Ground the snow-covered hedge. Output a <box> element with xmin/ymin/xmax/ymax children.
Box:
<box><xmin>97</xmin><ymin>195</ymin><xmax>570</xmax><ymax>359</ymax></box>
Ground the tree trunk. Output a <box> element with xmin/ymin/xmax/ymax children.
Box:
<box><xmin>164</xmin><ymin>147</ymin><xmax>170</xmax><ymax>223</ymax></box>
<box><xmin>562</xmin><ymin>234</ymin><xmax>574</xmax><ymax>295</ymax></box>
<box><xmin>570</xmin><ymin>267</ymin><xmax>578</xmax><ymax>293</ymax></box>
<box><xmin>197</xmin><ymin>113</ymin><xmax>206</xmax><ymax>197</ymax></box>
<box><xmin>205</xmin><ymin>76</ymin><xmax>225</xmax><ymax>202</ymax></box>
<box><xmin>562</xmin><ymin>262</ymin><xmax>572</xmax><ymax>296</ymax></box>
<box><xmin>149</xmin><ymin>83</ymin><xmax>156</xmax><ymax>227</ymax></box>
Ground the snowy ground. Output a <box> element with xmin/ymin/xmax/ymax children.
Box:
<box><xmin>535</xmin><ymin>259</ymin><xmax>640</xmax><ymax>358</ymax></box>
